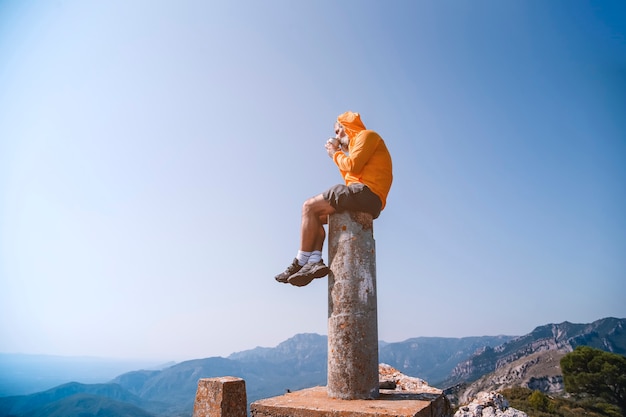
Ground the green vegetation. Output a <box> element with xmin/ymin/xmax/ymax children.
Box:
<box><xmin>498</xmin><ymin>347</ymin><xmax>626</xmax><ymax>417</ymax></box>
<box><xmin>501</xmin><ymin>387</ymin><xmax>622</xmax><ymax>417</ymax></box>
<box><xmin>561</xmin><ymin>345</ymin><xmax>626</xmax><ymax>413</ymax></box>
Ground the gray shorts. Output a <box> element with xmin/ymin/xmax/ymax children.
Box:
<box><xmin>322</xmin><ymin>183</ymin><xmax>383</xmax><ymax>219</ymax></box>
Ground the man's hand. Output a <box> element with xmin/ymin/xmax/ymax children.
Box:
<box><xmin>325</xmin><ymin>141</ymin><xmax>339</xmax><ymax>158</ymax></box>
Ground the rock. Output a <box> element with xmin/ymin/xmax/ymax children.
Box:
<box><xmin>379</xmin><ymin>363</ymin><xmax>443</xmax><ymax>394</ymax></box>
<box><xmin>454</xmin><ymin>391</ymin><xmax>527</xmax><ymax>417</ymax></box>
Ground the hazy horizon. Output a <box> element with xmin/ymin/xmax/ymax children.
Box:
<box><xmin>1</xmin><ymin>316</ymin><xmax>623</xmax><ymax>363</ymax></box>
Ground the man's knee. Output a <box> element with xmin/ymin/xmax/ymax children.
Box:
<box><xmin>302</xmin><ymin>194</ymin><xmax>333</xmax><ymax>216</ymax></box>
<box><xmin>302</xmin><ymin>196</ymin><xmax>317</xmax><ymax>214</ymax></box>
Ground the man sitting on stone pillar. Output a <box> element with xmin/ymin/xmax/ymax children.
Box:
<box><xmin>275</xmin><ymin>111</ymin><xmax>393</xmax><ymax>287</ymax></box>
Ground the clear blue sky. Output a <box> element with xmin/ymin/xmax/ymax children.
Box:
<box><xmin>1</xmin><ymin>1</ymin><xmax>624</xmax><ymax>362</ymax></box>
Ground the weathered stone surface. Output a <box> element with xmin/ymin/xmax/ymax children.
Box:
<box><xmin>251</xmin><ymin>386</ymin><xmax>453</xmax><ymax>417</ymax></box>
<box><xmin>193</xmin><ymin>377</ymin><xmax>247</xmax><ymax>417</ymax></box>
<box><xmin>454</xmin><ymin>391</ymin><xmax>527</xmax><ymax>417</ymax></box>
<box><xmin>327</xmin><ymin>211</ymin><xmax>379</xmax><ymax>400</ymax></box>
<box><xmin>378</xmin><ymin>364</ymin><xmax>443</xmax><ymax>395</ymax></box>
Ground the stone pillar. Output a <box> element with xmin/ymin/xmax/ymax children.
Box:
<box><xmin>193</xmin><ymin>377</ymin><xmax>247</xmax><ymax>417</ymax></box>
<box><xmin>327</xmin><ymin>211</ymin><xmax>379</xmax><ymax>400</ymax></box>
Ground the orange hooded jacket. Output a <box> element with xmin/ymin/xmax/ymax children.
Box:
<box><xmin>333</xmin><ymin>111</ymin><xmax>393</xmax><ymax>210</ymax></box>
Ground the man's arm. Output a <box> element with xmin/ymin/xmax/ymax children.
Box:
<box><xmin>333</xmin><ymin>131</ymin><xmax>381</xmax><ymax>175</ymax></box>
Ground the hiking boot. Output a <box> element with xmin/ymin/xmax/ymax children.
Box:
<box><xmin>275</xmin><ymin>258</ymin><xmax>303</xmax><ymax>283</ymax></box>
<box><xmin>288</xmin><ymin>260</ymin><xmax>330</xmax><ymax>287</ymax></box>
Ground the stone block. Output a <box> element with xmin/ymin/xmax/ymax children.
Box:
<box><xmin>193</xmin><ymin>377</ymin><xmax>247</xmax><ymax>417</ymax></box>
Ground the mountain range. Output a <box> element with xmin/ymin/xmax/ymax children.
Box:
<box><xmin>0</xmin><ymin>317</ymin><xmax>623</xmax><ymax>417</ymax></box>
<box><xmin>0</xmin><ymin>355</ymin><xmax>168</xmax><ymax>397</ymax></box>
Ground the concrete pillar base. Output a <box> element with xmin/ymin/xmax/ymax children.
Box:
<box><xmin>251</xmin><ymin>386</ymin><xmax>452</xmax><ymax>417</ymax></box>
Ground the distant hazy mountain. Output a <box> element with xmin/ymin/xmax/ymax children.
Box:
<box><xmin>0</xmin><ymin>354</ymin><xmax>168</xmax><ymax>397</ymax></box>
<box><xmin>378</xmin><ymin>335</ymin><xmax>515</xmax><ymax>385</ymax></box>
<box><xmin>227</xmin><ymin>333</ymin><xmax>516</xmax><ymax>387</ymax></box>
<box><xmin>0</xmin><ymin>382</ymin><xmax>156</xmax><ymax>416</ymax></box>
<box><xmin>16</xmin><ymin>393</ymin><xmax>156</xmax><ymax>417</ymax></box>
<box><xmin>1</xmin><ymin>317</ymin><xmax>623</xmax><ymax>417</ymax></box>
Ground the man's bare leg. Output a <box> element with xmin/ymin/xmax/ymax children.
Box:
<box><xmin>275</xmin><ymin>194</ymin><xmax>335</xmax><ymax>285</ymax></box>
<box><xmin>300</xmin><ymin>194</ymin><xmax>335</xmax><ymax>252</ymax></box>
<box><xmin>286</xmin><ymin>194</ymin><xmax>336</xmax><ymax>287</ymax></box>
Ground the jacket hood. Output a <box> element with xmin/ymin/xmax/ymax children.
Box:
<box><xmin>337</xmin><ymin>111</ymin><xmax>366</xmax><ymax>140</ymax></box>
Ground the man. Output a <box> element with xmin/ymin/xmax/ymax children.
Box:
<box><xmin>275</xmin><ymin>111</ymin><xmax>393</xmax><ymax>287</ymax></box>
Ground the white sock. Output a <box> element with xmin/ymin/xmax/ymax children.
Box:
<box><xmin>308</xmin><ymin>250</ymin><xmax>322</xmax><ymax>263</ymax></box>
<box><xmin>296</xmin><ymin>250</ymin><xmax>312</xmax><ymax>266</ymax></box>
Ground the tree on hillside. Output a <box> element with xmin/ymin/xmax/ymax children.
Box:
<box><xmin>528</xmin><ymin>389</ymin><xmax>552</xmax><ymax>412</ymax></box>
<box><xmin>561</xmin><ymin>346</ymin><xmax>626</xmax><ymax>412</ymax></box>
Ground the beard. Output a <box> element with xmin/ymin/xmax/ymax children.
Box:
<box><xmin>339</xmin><ymin>135</ymin><xmax>350</xmax><ymax>150</ymax></box>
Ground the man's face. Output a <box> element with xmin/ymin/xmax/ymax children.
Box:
<box><xmin>334</xmin><ymin>122</ymin><xmax>349</xmax><ymax>148</ymax></box>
